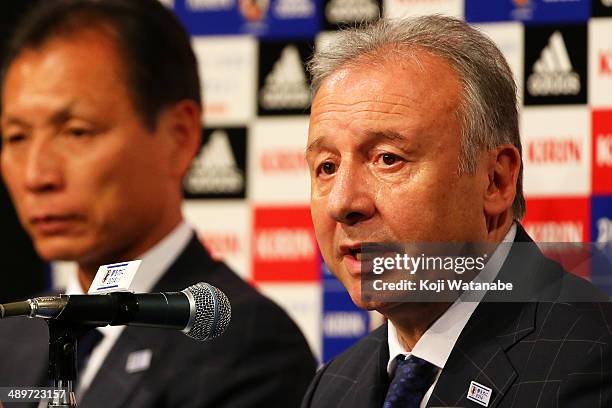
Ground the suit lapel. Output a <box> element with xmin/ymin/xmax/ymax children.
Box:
<box><xmin>336</xmin><ymin>324</ymin><xmax>390</xmax><ymax>408</ymax></box>
<box><xmin>428</xmin><ymin>301</ymin><xmax>536</xmax><ymax>408</ymax></box>
<box><xmin>359</xmin><ymin>325</ymin><xmax>389</xmax><ymax>408</ymax></box>
<box><xmin>428</xmin><ymin>224</ymin><xmax>539</xmax><ymax>408</ymax></box>
<box><xmin>79</xmin><ymin>328</ymin><xmax>170</xmax><ymax>408</ymax></box>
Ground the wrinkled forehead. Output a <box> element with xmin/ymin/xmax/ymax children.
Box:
<box><xmin>314</xmin><ymin>47</ymin><xmax>462</xmax><ymax>101</ymax></box>
<box><xmin>308</xmin><ymin>53</ymin><xmax>463</xmax><ymax>146</ymax></box>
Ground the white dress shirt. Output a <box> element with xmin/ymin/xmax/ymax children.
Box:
<box><xmin>62</xmin><ymin>221</ymin><xmax>193</xmax><ymax>398</ymax></box>
<box><xmin>386</xmin><ymin>223</ymin><xmax>517</xmax><ymax>408</ymax></box>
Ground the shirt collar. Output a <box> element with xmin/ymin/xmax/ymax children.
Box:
<box><xmin>65</xmin><ymin>220</ymin><xmax>192</xmax><ymax>295</ymax></box>
<box><xmin>387</xmin><ymin>223</ymin><xmax>517</xmax><ymax>374</ymax></box>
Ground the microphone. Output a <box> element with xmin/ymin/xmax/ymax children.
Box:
<box><xmin>0</xmin><ymin>282</ymin><xmax>231</xmax><ymax>341</ymax></box>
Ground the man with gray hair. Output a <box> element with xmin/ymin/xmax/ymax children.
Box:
<box><xmin>303</xmin><ymin>15</ymin><xmax>611</xmax><ymax>408</ymax></box>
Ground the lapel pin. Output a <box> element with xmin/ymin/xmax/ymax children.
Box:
<box><xmin>467</xmin><ymin>380</ymin><xmax>492</xmax><ymax>407</ymax></box>
<box><xmin>125</xmin><ymin>349</ymin><xmax>152</xmax><ymax>373</ymax></box>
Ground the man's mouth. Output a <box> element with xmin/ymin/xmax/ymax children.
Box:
<box><xmin>29</xmin><ymin>214</ymin><xmax>82</xmax><ymax>235</ymax></box>
<box><xmin>347</xmin><ymin>247</ymin><xmax>364</xmax><ymax>261</ymax></box>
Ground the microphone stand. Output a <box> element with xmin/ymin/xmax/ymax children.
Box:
<box><xmin>46</xmin><ymin>321</ymin><xmax>90</xmax><ymax>408</ymax></box>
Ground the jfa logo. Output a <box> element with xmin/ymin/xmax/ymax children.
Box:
<box><xmin>102</xmin><ymin>267</ymin><xmax>125</xmax><ymax>285</ymax></box>
<box><xmin>467</xmin><ymin>381</ymin><xmax>492</xmax><ymax>407</ymax></box>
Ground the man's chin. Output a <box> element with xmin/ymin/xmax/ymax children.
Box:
<box><xmin>32</xmin><ymin>238</ymin><xmax>90</xmax><ymax>263</ymax></box>
<box><xmin>348</xmin><ymin>292</ymin><xmax>393</xmax><ymax>311</ymax></box>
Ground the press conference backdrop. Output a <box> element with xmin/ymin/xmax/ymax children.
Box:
<box><xmin>0</xmin><ymin>0</ymin><xmax>47</xmax><ymax>304</ymax></box>
<box><xmin>3</xmin><ymin>0</ymin><xmax>612</xmax><ymax>363</ymax></box>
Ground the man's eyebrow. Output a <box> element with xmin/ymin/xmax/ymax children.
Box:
<box><xmin>306</xmin><ymin>136</ymin><xmax>324</xmax><ymax>155</ymax></box>
<box><xmin>47</xmin><ymin>103</ymin><xmax>75</xmax><ymax>126</ymax></box>
<box><xmin>1</xmin><ymin>116</ymin><xmax>30</xmax><ymax>128</ymax></box>
<box><xmin>364</xmin><ymin>130</ymin><xmax>410</xmax><ymax>144</ymax></box>
<box><xmin>306</xmin><ymin>130</ymin><xmax>411</xmax><ymax>155</ymax></box>
<box><xmin>1</xmin><ymin>102</ymin><xmax>76</xmax><ymax>129</ymax></box>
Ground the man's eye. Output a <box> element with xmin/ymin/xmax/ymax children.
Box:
<box><xmin>319</xmin><ymin>162</ymin><xmax>336</xmax><ymax>175</ymax></box>
<box><xmin>67</xmin><ymin>128</ymin><xmax>90</xmax><ymax>137</ymax></box>
<box><xmin>381</xmin><ymin>153</ymin><xmax>398</xmax><ymax>165</ymax></box>
<box><xmin>3</xmin><ymin>134</ymin><xmax>26</xmax><ymax>144</ymax></box>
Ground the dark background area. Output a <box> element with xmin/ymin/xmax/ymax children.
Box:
<box><xmin>0</xmin><ymin>0</ymin><xmax>47</xmax><ymax>302</ymax></box>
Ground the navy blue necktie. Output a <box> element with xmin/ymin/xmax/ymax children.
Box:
<box><xmin>383</xmin><ymin>355</ymin><xmax>438</xmax><ymax>408</ymax></box>
<box><xmin>76</xmin><ymin>329</ymin><xmax>104</xmax><ymax>375</ymax></box>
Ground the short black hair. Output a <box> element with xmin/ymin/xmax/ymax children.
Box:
<box><xmin>0</xmin><ymin>0</ymin><xmax>201</xmax><ymax>130</ymax></box>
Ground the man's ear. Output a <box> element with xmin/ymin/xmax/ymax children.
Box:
<box><xmin>483</xmin><ymin>144</ymin><xmax>521</xmax><ymax>217</ymax></box>
<box><xmin>157</xmin><ymin>100</ymin><xmax>202</xmax><ymax>179</ymax></box>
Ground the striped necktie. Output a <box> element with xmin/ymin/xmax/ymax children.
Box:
<box><xmin>383</xmin><ymin>355</ymin><xmax>438</xmax><ymax>408</ymax></box>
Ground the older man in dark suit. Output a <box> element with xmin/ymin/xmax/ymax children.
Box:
<box><xmin>0</xmin><ymin>0</ymin><xmax>315</xmax><ymax>406</ymax></box>
<box><xmin>303</xmin><ymin>15</ymin><xmax>612</xmax><ymax>408</ymax></box>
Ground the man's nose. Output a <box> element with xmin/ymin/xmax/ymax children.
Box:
<box><xmin>327</xmin><ymin>163</ymin><xmax>375</xmax><ymax>225</ymax></box>
<box><xmin>24</xmin><ymin>137</ymin><xmax>64</xmax><ymax>193</ymax></box>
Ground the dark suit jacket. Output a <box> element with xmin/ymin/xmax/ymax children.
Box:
<box><xmin>0</xmin><ymin>235</ymin><xmax>317</xmax><ymax>407</ymax></box>
<box><xmin>302</xmin><ymin>225</ymin><xmax>612</xmax><ymax>408</ymax></box>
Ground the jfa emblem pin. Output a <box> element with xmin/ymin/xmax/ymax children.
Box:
<box><xmin>467</xmin><ymin>381</ymin><xmax>492</xmax><ymax>407</ymax></box>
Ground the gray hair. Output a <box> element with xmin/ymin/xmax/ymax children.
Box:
<box><xmin>308</xmin><ymin>15</ymin><xmax>525</xmax><ymax>220</ymax></box>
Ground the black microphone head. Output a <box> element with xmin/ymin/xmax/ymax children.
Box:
<box><xmin>182</xmin><ymin>283</ymin><xmax>231</xmax><ymax>341</ymax></box>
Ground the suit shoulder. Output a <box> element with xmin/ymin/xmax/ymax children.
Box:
<box><xmin>538</xmin><ymin>250</ymin><xmax>610</xmax><ymax>301</ymax></box>
<box><xmin>534</xmin><ymin>301</ymin><xmax>612</xmax><ymax>344</ymax></box>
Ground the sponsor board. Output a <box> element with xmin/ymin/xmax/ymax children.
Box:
<box><xmin>258</xmin><ymin>41</ymin><xmax>313</xmax><ymax>116</ymax></box>
<box><xmin>592</xmin><ymin>110</ymin><xmax>612</xmax><ymax>194</ymax></box>
<box><xmin>592</xmin><ymin>0</ymin><xmax>612</xmax><ymax>16</ymax></box>
<box><xmin>465</xmin><ymin>0</ymin><xmax>590</xmax><ymax>23</ymax></box>
<box><xmin>524</xmin><ymin>25</ymin><xmax>587</xmax><ymax>105</ymax></box>
<box><xmin>523</xmin><ymin>197</ymin><xmax>590</xmax><ymax>242</ymax></box>
<box><xmin>521</xmin><ymin>106</ymin><xmax>590</xmax><ymax>196</ymax></box>
<box><xmin>322</xmin><ymin>0</ymin><xmax>381</xmax><ymax>30</ymax></box>
<box><xmin>175</xmin><ymin>0</ymin><xmax>319</xmax><ymax>38</ymax></box>
<box><xmin>588</xmin><ymin>19</ymin><xmax>612</xmax><ymax>107</ymax></box>
<box><xmin>321</xmin><ymin>261</ymin><xmax>370</xmax><ymax>362</ymax></box>
<box><xmin>384</xmin><ymin>0</ymin><xmax>463</xmax><ymax>19</ymax></box>
<box><xmin>183</xmin><ymin>201</ymin><xmax>252</xmax><ymax>279</ymax></box>
<box><xmin>523</xmin><ymin>198</ymin><xmax>591</xmax><ymax>279</ymax></box>
<box><xmin>252</xmin><ymin>206</ymin><xmax>319</xmax><ymax>281</ymax></box>
<box><xmin>315</xmin><ymin>30</ymin><xmax>340</xmax><ymax>54</ymax></box>
<box><xmin>475</xmin><ymin>22</ymin><xmax>524</xmax><ymax>105</ymax></box>
<box><xmin>590</xmin><ymin>195</ymin><xmax>612</xmax><ymax>294</ymax></box>
<box><xmin>248</xmin><ymin>117</ymin><xmax>311</xmax><ymax>203</ymax></box>
<box><xmin>192</xmin><ymin>36</ymin><xmax>257</xmax><ymax>125</ymax></box>
<box><xmin>257</xmin><ymin>282</ymin><xmax>322</xmax><ymax>359</ymax></box>
<box><xmin>184</xmin><ymin>128</ymin><xmax>248</xmax><ymax>199</ymax></box>
<box><xmin>592</xmin><ymin>196</ymin><xmax>612</xmax><ymax>244</ymax></box>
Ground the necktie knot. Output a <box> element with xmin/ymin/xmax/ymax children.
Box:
<box><xmin>384</xmin><ymin>355</ymin><xmax>437</xmax><ymax>408</ymax></box>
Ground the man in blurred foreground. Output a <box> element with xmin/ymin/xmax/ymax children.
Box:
<box><xmin>303</xmin><ymin>16</ymin><xmax>612</xmax><ymax>408</ymax></box>
<box><xmin>0</xmin><ymin>0</ymin><xmax>315</xmax><ymax>406</ymax></box>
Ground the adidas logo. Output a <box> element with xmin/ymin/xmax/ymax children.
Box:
<box><xmin>527</xmin><ymin>31</ymin><xmax>580</xmax><ymax>96</ymax></box>
<box><xmin>326</xmin><ymin>0</ymin><xmax>379</xmax><ymax>24</ymax></box>
<box><xmin>184</xmin><ymin>130</ymin><xmax>244</xmax><ymax>194</ymax></box>
<box><xmin>260</xmin><ymin>46</ymin><xmax>310</xmax><ymax>110</ymax></box>
<box><xmin>274</xmin><ymin>0</ymin><xmax>315</xmax><ymax>18</ymax></box>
